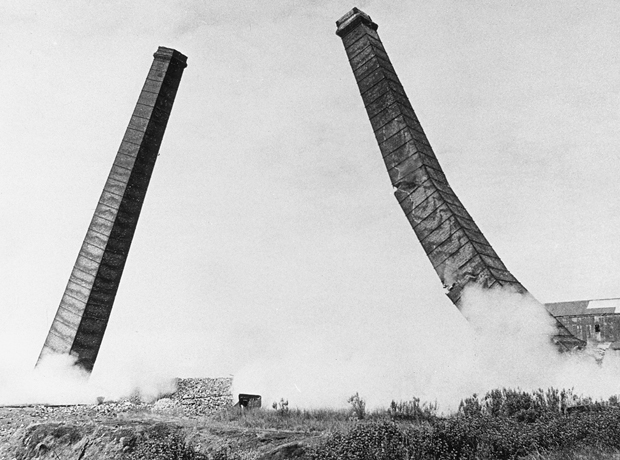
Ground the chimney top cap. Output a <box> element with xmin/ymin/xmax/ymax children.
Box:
<box><xmin>153</xmin><ymin>47</ymin><xmax>188</xmax><ymax>68</ymax></box>
<box><xmin>336</xmin><ymin>8</ymin><xmax>378</xmax><ymax>37</ymax></box>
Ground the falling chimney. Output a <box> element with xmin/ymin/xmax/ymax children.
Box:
<box><xmin>36</xmin><ymin>47</ymin><xmax>188</xmax><ymax>373</ymax></box>
<box><xmin>335</xmin><ymin>9</ymin><xmax>583</xmax><ymax>350</ymax></box>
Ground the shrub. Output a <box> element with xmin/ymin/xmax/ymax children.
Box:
<box><xmin>124</xmin><ymin>425</ymin><xmax>205</xmax><ymax>460</ymax></box>
<box><xmin>272</xmin><ymin>398</ymin><xmax>289</xmax><ymax>415</ymax></box>
<box><xmin>310</xmin><ymin>421</ymin><xmax>411</xmax><ymax>460</ymax></box>
<box><xmin>313</xmin><ymin>389</ymin><xmax>620</xmax><ymax>460</ymax></box>
<box><xmin>348</xmin><ymin>392</ymin><xmax>366</xmax><ymax>420</ymax></box>
<box><xmin>458</xmin><ymin>388</ymin><xmax>574</xmax><ymax>422</ymax></box>
<box><xmin>388</xmin><ymin>397</ymin><xmax>437</xmax><ymax>422</ymax></box>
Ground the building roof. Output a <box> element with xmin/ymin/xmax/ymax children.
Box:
<box><xmin>545</xmin><ymin>298</ymin><xmax>620</xmax><ymax>317</ymax></box>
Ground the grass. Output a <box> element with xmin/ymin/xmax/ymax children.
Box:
<box><xmin>7</xmin><ymin>388</ymin><xmax>620</xmax><ymax>459</ymax></box>
<box><xmin>210</xmin><ymin>405</ymin><xmax>357</xmax><ymax>432</ymax></box>
<box><xmin>304</xmin><ymin>388</ymin><xmax>620</xmax><ymax>460</ymax></box>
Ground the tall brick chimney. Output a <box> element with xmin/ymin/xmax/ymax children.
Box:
<box><xmin>336</xmin><ymin>9</ymin><xmax>583</xmax><ymax>350</ymax></box>
<box><xmin>36</xmin><ymin>47</ymin><xmax>188</xmax><ymax>372</ymax></box>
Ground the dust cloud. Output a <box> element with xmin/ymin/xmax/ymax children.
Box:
<box><xmin>3</xmin><ymin>286</ymin><xmax>620</xmax><ymax>410</ymax></box>
<box><xmin>233</xmin><ymin>285</ymin><xmax>620</xmax><ymax>412</ymax></box>
<box><xmin>0</xmin><ymin>353</ymin><xmax>176</xmax><ymax>406</ymax></box>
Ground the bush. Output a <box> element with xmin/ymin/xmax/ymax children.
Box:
<box><xmin>310</xmin><ymin>421</ymin><xmax>411</xmax><ymax>460</ymax></box>
<box><xmin>272</xmin><ymin>398</ymin><xmax>289</xmax><ymax>415</ymax></box>
<box><xmin>312</xmin><ymin>389</ymin><xmax>620</xmax><ymax>460</ymax></box>
<box><xmin>348</xmin><ymin>393</ymin><xmax>366</xmax><ymax>420</ymax></box>
<box><xmin>124</xmin><ymin>425</ymin><xmax>205</xmax><ymax>460</ymax></box>
<box><xmin>388</xmin><ymin>397</ymin><xmax>437</xmax><ymax>422</ymax></box>
<box><xmin>458</xmin><ymin>388</ymin><xmax>572</xmax><ymax>422</ymax></box>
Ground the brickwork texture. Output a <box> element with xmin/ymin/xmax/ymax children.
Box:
<box><xmin>37</xmin><ymin>47</ymin><xmax>188</xmax><ymax>372</ymax></box>
<box><xmin>336</xmin><ymin>9</ymin><xmax>582</xmax><ymax>350</ymax></box>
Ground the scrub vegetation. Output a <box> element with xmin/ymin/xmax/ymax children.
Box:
<box><xmin>4</xmin><ymin>388</ymin><xmax>620</xmax><ymax>459</ymax></box>
<box><xmin>311</xmin><ymin>388</ymin><xmax>620</xmax><ymax>460</ymax></box>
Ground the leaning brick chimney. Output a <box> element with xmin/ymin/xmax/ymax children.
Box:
<box><xmin>37</xmin><ymin>47</ymin><xmax>188</xmax><ymax>372</ymax></box>
<box><xmin>336</xmin><ymin>9</ymin><xmax>583</xmax><ymax>350</ymax></box>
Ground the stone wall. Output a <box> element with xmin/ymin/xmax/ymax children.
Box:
<box><xmin>169</xmin><ymin>377</ymin><xmax>233</xmax><ymax>415</ymax></box>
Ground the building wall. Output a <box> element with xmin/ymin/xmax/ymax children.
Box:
<box><xmin>557</xmin><ymin>314</ymin><xmax>620</xmax><ymax>343</ymax></box>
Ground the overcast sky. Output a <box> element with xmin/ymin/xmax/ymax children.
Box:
<box><xmin>1</xmin><ymin>0</ymin><xmax>620</xmax><ymax>402</ymax></box>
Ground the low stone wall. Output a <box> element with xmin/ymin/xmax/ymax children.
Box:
<box><xmin>168</xmin><ymin>377</ymin><xmax>233</xmax><ymax>415</ymax></box>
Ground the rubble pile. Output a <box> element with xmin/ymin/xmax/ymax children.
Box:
<box><xmin>0</xmin><ymin>377</ymin><xmax>234</xmax><ymax>420</ymax></box>
<box><xmin>170</xmin><ymin>377</ymin><xmax>233</xmax><ymax>415</ymax></box>
<box><xmin>151</xmin><ymin>397</ymin><xmax>181</xmax><ymax>414</ymax></box>
<box><xmin>27</xmin><ymin>400</ymin><xmax>151</xmax><ymax>419</ymax></box>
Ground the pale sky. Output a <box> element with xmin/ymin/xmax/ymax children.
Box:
<box><xmin>1</xmin><ymin>1</ymin><xmax>620</xmax><ymax>402</ymax></box>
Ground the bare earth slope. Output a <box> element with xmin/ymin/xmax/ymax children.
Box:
<box><xmin>0</xmin><ymin>378</ymin><xmax>319</xmax><ymax>460</ymax></box>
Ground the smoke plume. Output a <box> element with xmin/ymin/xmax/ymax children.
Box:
<box><xmin>233</xmin><ymin>285</ymin><xmax>620</xmax><ymax>412</ymax></box>
<box><xmin>0</xmin><ymin>353</ymin><xmax>176</xmax><ymax>406</ymax></box>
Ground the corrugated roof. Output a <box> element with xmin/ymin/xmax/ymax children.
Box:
<box><xmin>545</xmin><ymin>298</ymin><xmax>620</xmax><ymax>317</ymax></box>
